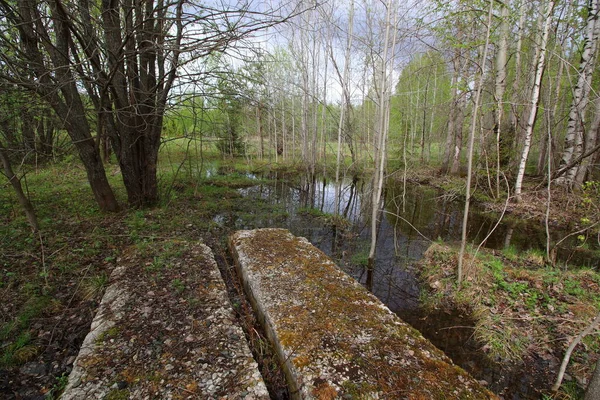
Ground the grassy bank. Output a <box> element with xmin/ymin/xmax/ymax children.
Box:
<box><xmin>0</xmin><ymin>147</ymin><xmax>291</xmax><ymax>397</ymax></box>
<box><xmin>418</xmin><ymin>242</ymin><xmax>600</xmax><ymax>397</ymax></box>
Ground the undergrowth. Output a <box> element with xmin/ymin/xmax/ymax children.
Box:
<box><xmin>419</xmin><ymin>243</ymin><xmax>600</xmax><ymax>395</ymax></box>
<box><xmin>0</xmin><ymin>148</ymin><xmax>294</xmax><ymax>397</ymax></box>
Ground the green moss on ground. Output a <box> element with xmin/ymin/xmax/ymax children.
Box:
<box><xmin>233</xmin><ymin>229</ymin><xmax>496</xmax><ymax>399</ymax></box>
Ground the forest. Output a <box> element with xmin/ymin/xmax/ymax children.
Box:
<box><xmin>1</xmin><ymin>0</ymin><xmax>600</xmax><ymax>398</ymax></box>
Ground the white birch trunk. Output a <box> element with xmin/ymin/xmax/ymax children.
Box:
<box><xmin>509</xmin><ymin>1</ymin><xmax>528</xmax><ymax>135</ymax></box>
<box><xmin>559</xmin><ymin>0</ymin><xmax>600</xmax><ymax>186</ymax></box>
<box><xmin>457</xmin><ymin>2</ymin><xmax>494</xmax><ymax>284</ymax></box>
<box><xmin>368</xmin><ymin>0</ymin><xmax>396</xmax><ymax>268</ymax></box>
<box><xmin>495</xmin><ymin>0</ymin><xmax>510</xmax><ymax>197</ymax></box>
<box><xmin>334</xmin><ymin>0</ymin><xmax>354</xmax><ymax>216</ymax></box>
<box><xmin>577</xmin><ymin>93</ymin><xmax>600</xmax><ymax>183</ymax></box>
<box><xmin>514</xmin><ymin>0</ymin><xmax>555</xmax><ymax>202</ymax></box>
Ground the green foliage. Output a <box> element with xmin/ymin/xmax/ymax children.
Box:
<box><xmin>501</xmin><ymin>245</ymin><xmax>519</xmax><ymax>261</ymax></box>
<box><xmin>559</xmin><ymin>380</ymin><xmax>585</xmax><ymax>399</ymax></box>
<box><xmin>105</xmin><ymin>389</ymin><xmax>130</xmax><ymax>400</ymax></box>
<box><xmin>420</xmin><ymin>243</ymin><xmax>600</xmax><ymax>368</ymax></box>
<box><xmin>1</xmin><ymin>295</ymin><xmax>49</xmax><ymax>342</ymax></box>
<box><xmin>0</xmin><ymin>331</ymin><xmax>36</xmax><ymax>367</ymax></box>
<box><xmin>391</xmin><ymin>51</ymin><xmax>452</xmax><ymax>165</ymax></box>
<box><xmin>213</xmin><ymin>73</ymin><xmax>246</xmax><ymax>157</ymax></box>
<box><xmin>46</xmin><ymin>373</ymin><xmax>69</xmax><ymax>400</ymax></box>
<box><xmin>350</xmin><ymin>250</ymin><xmax>370</xmax><ymax>268</ymax></box>
<box><xmin>564</xmin><ymin>278</ymin><xmax>585</xmax><ymax>297</ymax></box>
<box><xmin>98</xmin><ymin>326</ymin><xmax>121</xmax><ymax>342</ymax></box>
<box><xmin>341</xmin><ymin>380</ymin><xmax>378</xmax><ymax>398</ymax></box>
<box><xmin>204</xmin><ymin>172</ymin><xmax>258</xmax><ymax>188</ymax></box>
<box><xmin>146</xmin><ymin>255</ymin><xmax>167</xmax><ymax>272</ymax></box>
<box><xmin>172</xmin><ymin>279</ymin><xmax>185</xmax><ymax>294</ymax></box>
<box><xmin>81</xmin><ymin>273</ymin><xmax>109</xmax><ymax>300</ymax></box>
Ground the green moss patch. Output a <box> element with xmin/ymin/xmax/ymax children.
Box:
<box><xmin>231</xmin><ymin>228</ymin><xmax>496</xmax><ymax>399</ymax></box>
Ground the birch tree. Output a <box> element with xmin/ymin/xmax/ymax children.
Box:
<box><xmin>457</xmin><ymin>1</ymin><xmax>493</xmax><ymax>284</ymax></box>
<box><xmin>438</xmin><ymin>2</ymin><xmax>469</xmax><ymax>176</ymax></box>
<box><xmin>493</xmin><ymin>0</ymin><xmax>510</xmax><ymax>197</ymax></box>
<box><xmin>558</xmin><ymin>0</ymin><xmax>600</xmax><ymax>187</ymax></box>
<box><xmin>333</xmin><ymin>0</ymin><xmax>355</xmax><ymax>216</ymax></box>
<box><xmin>514</xmin><ymin>0</ymin><xmax>555</xmax><ymax>202</ymax></box>
<box><xmin>367</xmin><ymin>0</ymin><xmax>398</xmax><ymax>276</ymax></box>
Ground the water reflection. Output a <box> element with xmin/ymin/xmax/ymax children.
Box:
<box><xmin>224</xmin><ymin>173</ymin><xmax>598</xmax><ymax>303</ymax></box>
<box><xmin>211</xmin><ymin>171</ymin><xmax>598</xmax><ymax>399</ymax></box>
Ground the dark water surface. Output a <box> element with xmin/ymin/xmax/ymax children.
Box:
<box><xmin>213</xmin><ymin>170</ymin><xmax>598</xmax><ymax>398</ymax></box>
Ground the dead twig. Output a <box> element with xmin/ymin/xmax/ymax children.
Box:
<box><xmin>552</xmin><ymin>312</ymin><xmax>600</xmax><ymax>392</ymax></box>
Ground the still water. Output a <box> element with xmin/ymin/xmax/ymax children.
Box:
<box><xmin>212</xmin><ymin>170</ymin><xmax>598</xmax><ymax>398</ymax></box>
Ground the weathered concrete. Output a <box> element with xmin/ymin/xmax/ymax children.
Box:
<box><xmin>62</xmin><ymin>240</ymin><xmax>268</xmax><ymax>400</ymax></box>
<box><xmin>230</xmin><ymin>228</ymin><xmax>497</xmax><ymax>399</ymax></box>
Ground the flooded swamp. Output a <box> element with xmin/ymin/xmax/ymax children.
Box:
<box><xmin>207</xmin><ymin>166</ymin><xmax>600</xmax><ymax>399</ymax></box>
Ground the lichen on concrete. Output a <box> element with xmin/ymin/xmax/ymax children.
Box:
<box><xmin>230</xmin><ymin>228</ymin><xmax>497</xmax><ymax>399</ymax></box>
<box><xmin>62</xmin><ymin>240</ymin><xmax>269</xmax><ymax>399</ymax></box>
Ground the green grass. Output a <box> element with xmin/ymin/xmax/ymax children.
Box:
<box><xmin>171</xmin><ymin>279</ymin><xmax>185</xmax><ymax>294</ymax></box>
<box><xmin>350</xmin><ymin>250</ymin><xmax>370</xmax><ymax>268</ymax></box>
<box><xmin>501</xmin><ymin>245</ymin><xmax>519</xmax><ymax>261</ymax></box>
<box><xmin>419</xmin><ymin>242</ymin><xmax>600</xmax><ymax>379</ymax></box>
<box><xmin>0</xmin><ymin>295</ymin><xmax>50</xmax><ymax>367</ymax></box>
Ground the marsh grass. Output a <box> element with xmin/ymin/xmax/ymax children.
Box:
<box><xmin>419</xmin><ymin>243</ymin><xmax>600</xmax><ymax>394</ymax></box>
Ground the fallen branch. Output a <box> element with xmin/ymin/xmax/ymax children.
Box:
<box><xmin>553</xmin><ymin>142</ymin><xmax>600</xmax><ymax>180</ymax></box>
<box><xmin>552</xmin><ymin>312</ymin><xmax>600</xmax><ymax>392</ymax></box>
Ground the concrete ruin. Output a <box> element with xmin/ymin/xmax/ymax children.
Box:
<box><xmin>62</xmin><ymin>241</ymin><xmax>268</xmax><ymax>400</ymax></box>
<box><xmin>61</xmin><ymin>231</ymin><xmax>497</xmax><ymax>399</ymax></box>
<box><xmin>230</xmin><ymin>228</ymin><xmax>496</xmax><ymax>399</ymax></box>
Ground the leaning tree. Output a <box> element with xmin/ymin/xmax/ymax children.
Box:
<box><xmin>0</xmin><ymin>0</ymin><xmax>294</xmax><ymax>209</ymax></box>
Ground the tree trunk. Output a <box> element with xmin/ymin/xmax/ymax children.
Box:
<box><xmin>506</xmin><ymin>1</ymin><xmax>528</xmax><ymax>167</ymax></box>
<box><xmin>458</xmin><ymin>2</ymin><xmax>493</xmax><ymax>284</ymax></box>
<box><xmin>586</xmin><ymin>359</ymin><xmax>600</xmax><ymax>400</ymax></box>
<box><xmin>577</xmin><ymin>94</ymin><xmax>600</xmax><ymax>183</ymax></box>
<box><xmin>257</xmin><ymin>106</ymin><xmax>264</xmax><ymax>159</ymax></box>
<box><xmin>494</xmin><ymin>0</ymin><xmax>509</xmax><ymax>196</ymax></box>
<box><xmin>441</xmin><ymin>62</ymin><xmax>460</xmax><ymax>174</ymax></box>
<box><xmin>537</xmin><ymin>55</ymin><xmax>565</xmax><ymax>175</ymax></box>
<box><xmin>368</xmin><ymin>0</ymin><xmax>396</xmax><ymax>270</ymax></box>
<box><xmin>559</xmin><ymin>0</ymin><xmax>600</xmax><ymax>186</ymax></box>
<box><xmin>553</xmin><ymin>312</ymin><xmax>600</xmax><ymax>392</ymax></box>
<box><xmin>333</xmin><ymin>0</ymin><xmax>354</xmax><ymax>216</ymax></box>
<box><xmin>14</xmin><ymin>0</ymin><xmax>120</xmax><ymax>212</ymax></box>
<box><xmin>0</xmin><ymin>144</ymin><xmax>39</xmax><ymax>231</ymax></box>
<box><xmin>37</xmin><ymin>110</ymin><xmax>56</xmax><ymax>158</ymax></box>
<box><xmin>514</xmin><ymin>0</ymin><xmax>554</xmax><ymax>202</ymax></box>
<box><xmin>21</xmin><ymin>107</ymin><xmax>35</xmax><ymax>155</ymax></box>
<box><xmin>118</xmin><ymin>122</ymin><xmax>161</xmax><ymax>208</ymax></box>
<box><xmin>450</xmin><ymin>92</ymin><xmax>466</xmax><ymax>175</ymax></box>
<box><xmin>420</xmin><ymin>72</ymin><xmax>430</xmax><ymax>163</ymax></box>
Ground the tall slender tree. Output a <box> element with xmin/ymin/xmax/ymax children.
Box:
<box><xmin>458</xmin><ymin>0</ymin><xmax>494</xmax><ymax>284</ymax></box>
<box><xmin>559</xmin><ymin>0</ymin><xmax>600</xmax><ymax>186</ymax></box>
<box><xmin>514</xmin><ymin>0</ymin><xmax>555</xmax><ymax>201</ymax></box>
<box><xmin>367</xmin><ymin>0</ymin><xmax>398</xmax><ymax>278</ymax></box>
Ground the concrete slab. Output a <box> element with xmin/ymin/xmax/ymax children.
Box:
<box><xmin>62</xmin><ymin>240</ymin><xmax>268</xmax><ymax>400</ymax></box>
<box><xmin>230</xmin><ymin>228</ymin><xmax>497</xmax><ymax>399</ymax></box>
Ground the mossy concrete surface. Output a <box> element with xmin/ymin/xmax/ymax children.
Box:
<box><xmin>61</xmin><ymin>240</ymin><xmax>268</xmax><ymax>399</ymax></box>
<box><xmin>230</xmin><ymin>228</ymin><xmax>497</xmax><ymax>399</ymax></box>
